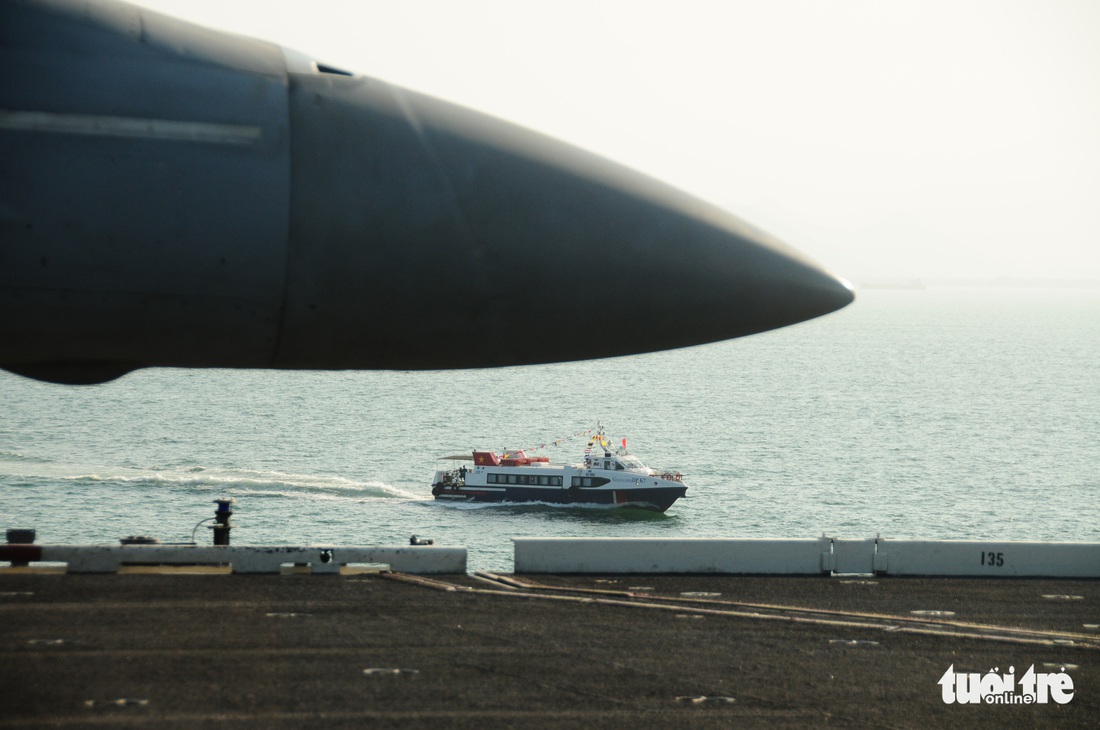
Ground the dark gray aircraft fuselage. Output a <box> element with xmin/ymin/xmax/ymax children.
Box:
<box><xmin>0</xmin><ymin>0</ymin><xmax>853</xmax><ymax>384</ymax></box>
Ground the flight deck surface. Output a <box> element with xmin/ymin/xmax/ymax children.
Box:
<box><xmin>0</xmin><ymin>571</ymin><xmax>1096</xmax><ymax>728</ymax></box>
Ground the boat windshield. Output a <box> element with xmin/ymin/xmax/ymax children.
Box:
<box><xmin>620</xmin><ymin>458</ymin><xmax>645</xmax><ymax>469</ymax></box>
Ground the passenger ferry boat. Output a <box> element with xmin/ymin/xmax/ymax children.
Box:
<box><xmin>431</xmin><ymin>431</ymin><xmax>687</xmax><ymax>512</ymax></box>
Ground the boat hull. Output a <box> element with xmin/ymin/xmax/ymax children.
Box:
<box><xmin>431</xmin><ymin>484</ymin><xmax>686</xmax><ymax>512</ymax></box>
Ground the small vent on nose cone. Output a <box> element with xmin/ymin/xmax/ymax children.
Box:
<box><xmin>316</xmin><ymin>63</ymin><xmax>353</xmax><ymax>76</ymax></box>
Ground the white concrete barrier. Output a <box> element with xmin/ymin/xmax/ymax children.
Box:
<box><xmin>0</xmin><ymin>544</ymin><xmax>467</xmax><ymax>574</ymax></box>
<box><xmin>6</xmin><ymin>538</ymin><xmax>1097</xmax><ymax>577</ymax></box>
<box><xmin>513</xmin><ymin>537</ymin><xmax>1100</xmax><ymax>577</ymax></box>
<box><xmin>513</xmin><ymin>537</ymin><xmax>832</xmax><ymax>574</ymax></box>
<box><xmin>874</xmin><ymin>539</ymin><xmax>1100</xmax><ymax>578</ymax></box>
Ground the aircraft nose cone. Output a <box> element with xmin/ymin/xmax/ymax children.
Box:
<box><xmin>276</xmin><ymin>75</ymin><xmax>854</xmax><ymax>368</ymax></box>
<box><xmin>0</xmin><ymin>0</ymin><xmax>852</xmax><ymax>385</ymax></box>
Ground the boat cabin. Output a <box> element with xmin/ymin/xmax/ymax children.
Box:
<box><xmin>583</xmin><ymin>454</ymin><xmax>648</xmax><ymax>473</ymax></box>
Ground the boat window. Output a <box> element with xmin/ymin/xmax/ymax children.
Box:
<box><xmin>490</xmin><ymin>472</ymin><xmax>562</xmax><ymax>486</ymax></box>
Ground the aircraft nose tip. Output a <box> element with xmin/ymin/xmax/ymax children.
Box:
<box><xmin>392</xmin><ymin>81</ymin><xmax>857</xmax><ymax>349</ymax></box>
<box><xmin>593</xmin><ymin>214</ymin><xmax>856</xmax><ymax>354</ymax></box>
<box><xmin>804</xmin><ymin>270</ymin><xmax>857</xmax><ymax>317</ymax></box>
<box><xmin>692</xmin><ymin>229</ymin><xmax>856</xmax><ymax>339</ymax></box>
<box><xmin>806</xmin><ymin>273</ymin><xmax>856</xmax><ymax>322</ymax></box>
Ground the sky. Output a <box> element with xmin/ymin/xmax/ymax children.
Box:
<box><xmin>132</xmin><ymin>0</ymin><xmax>1100</xmax><ymax>283</ymax></box>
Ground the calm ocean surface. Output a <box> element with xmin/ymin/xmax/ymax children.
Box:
<box><xmin>2</xmin><ymin>288</ymin><xmax>1097</xmax><ymax>572</ymax></box>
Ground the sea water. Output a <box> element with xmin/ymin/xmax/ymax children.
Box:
<box><xmin>2</xmin><ymin>288</ymin><xmax>1098</xmax><ymax>572</ymax></box>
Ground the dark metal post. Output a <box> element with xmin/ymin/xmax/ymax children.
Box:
<box><xmin>212</xmin><ymin>499</ymin><xmax>235</xmax><ymax>546</ymax></box>
<box><xmin>5</xmin><ymin>529</ymin><xmax>36</xmax><ymax>567</ymax></box>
